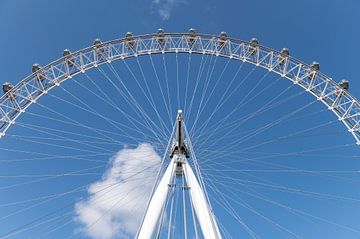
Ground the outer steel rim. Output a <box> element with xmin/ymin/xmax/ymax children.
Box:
<box><xmin>1</xmin><ymin>32</ymin><xmax>359</xmax><ymax>144</ymax></box>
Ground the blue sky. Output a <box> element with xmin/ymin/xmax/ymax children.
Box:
<box><xmin>0</xmin><ymin>0</ymin><xmax>360</xmax><ymax>238</ymax></box>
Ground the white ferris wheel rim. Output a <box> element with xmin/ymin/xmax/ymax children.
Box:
<box><xmin>0</xmin><ymin>30</ymin><xmax>359</xmax><ymax>144</ymax></box>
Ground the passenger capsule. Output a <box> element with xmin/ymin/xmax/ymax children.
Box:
<box><xmin>63</xmin><ymin>49</ymin><xmax>75</xmax><ymax>67</ymax></box>
<box><xmin>339</xmin><ymin>79</ymin><xmax>349</xmax><ymax>91</ymax></box>
<box><xmin>157</xmin><ymin>28</ymin><xmax>165</xmax><ymax>46</ymax></box>
<box><xmin>2</xmin><ymin>82</ymin><xmax>15</xmax><ymax>100</ymax></box>
<box><xmin>188</xmin><ymin>28</ymin><xmax>196</xmax><ymax>46</ymax></box>
<box><xmin>219</xmin><ymin>32</ymin><xmax>228</xmax><ymax>41</ymax></box>
<box><xmin>125</xmin><ymin>32</ymin><xmax>135</xmax><ymax>49</ymax></box>
<box><xmin>218</xmin><ymin>31</ymin><xmax>228</xmax><ymax>47</ymax></box>
<box><xmin>308</xmin><ymin>61</ymin><xmax>320</xmax><ymax>79</ymax></box>
<box><xmin>336</xmin><ymin>79</ymin><xmax>349</xmax><ymax>98</ymax></box>
<box><xmin>250</xmin><ymin>38</ymin><xmax>259</xmax><ymax>47</ymax></box>
<box><xmin>32</xmin><ymin>63</ymin><xmax>41</xmax><ymax>73</ymax></box>
<box><xmin>32</xmin><ymin>64</ymin><xmax>44</xmax><ymax>81</ymax></box>
<box><xmin>279</xmin><ymin>48</ymin><xmax>289</xmax><ymax>67</ymax></box>
<box><xmin>310</xmin><ymin>61</ymin><xmax>320</xmax><ymax>71</ymax></box>
<box><xmin>93</xmin><ymin>38</ymin><xmax>104</xmax><ymax>55</ymax></box>
<box><xmin>2</xmin><ymin>82</ymin><xmax>13</xmax><ymax>94</ymax></box>
<box><xmin>280</xmin><ymin>48</ymin><xmax>289</xmax><ymax>57</ymax></box>
<box><xmin>249</xmin><ymin>38</ymin><xmax>259</xmax><ymax>56</ymax></box>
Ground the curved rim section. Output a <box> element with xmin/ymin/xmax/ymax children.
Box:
<box><xmin>1</xmin><ymin>32</ymin><xmax>359</xmax><ymax>144</ymax></box>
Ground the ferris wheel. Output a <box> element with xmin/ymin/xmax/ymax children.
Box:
<box><xmin>0</xmin><ymin>29</ymin><xmax>359</xmax><ymax>239</ymax></box>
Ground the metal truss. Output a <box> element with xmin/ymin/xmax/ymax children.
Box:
<box><xmin>1</xmin><ymin>32</ymin><xmax>359</xmax><ymax>144</ymax></box>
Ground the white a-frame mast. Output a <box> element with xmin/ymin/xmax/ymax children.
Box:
<box><xmin>137</xmin><ymin>110</ymin><xmax>221</xmax><ymax>239</ymax></box>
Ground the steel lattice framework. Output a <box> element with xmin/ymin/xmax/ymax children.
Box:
<box><xmin>1</xmin><ymin>32</ymin><xmax>360</xmax><ymax>144</ymax></box>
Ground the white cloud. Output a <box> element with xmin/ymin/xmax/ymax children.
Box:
<box><xmin>74</xmin><ymin>143</ymin><xmax>162</xmax><ymax>239</ymax></box>
<box><xmin>152</xmin><ymin>0</ymin><xmax>185</xmax><ymax>20</ymax></box>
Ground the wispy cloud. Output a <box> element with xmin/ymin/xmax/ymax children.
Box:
<box><xmin>152</xmin><ymin>0</ymin><xmax>185</xmax><ymax>20</ymax></box>
<box><xmin>74</xmin><ymin>144</ymin><xmax>161</xmax><ymax>239</ymax></box>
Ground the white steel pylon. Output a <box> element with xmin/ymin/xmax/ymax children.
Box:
<box><xmin>137</xmin><ymin>110</ymin><xmax>222</xmax><ymax>239</ymax></box>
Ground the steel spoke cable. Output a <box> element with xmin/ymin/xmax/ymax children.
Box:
<box><xmin>0</xmin><ymin>152</ymin><xmax>110</xmax><ymax>164</ymax></box>
<box><xmin>0</xmin><ymin>165</ymin><xmax>108</xmax><ymax>222</ymax></box>
<box><xmin>47</xmin><ymin>87</ymin><xmax>148</xmax><ymax>144</ymax></box>
<box><xmin>2</xmin><ymin>207</ymin><xmax>74</xmax><ymax>239</ymax></box>
<box><xmin>234</xmin><ymin>180</ymin><xmax>360</xmax><ymax>235</ymax></box>
<box><xmin>102</xmin><ymin>63</ymin><xmax>169</xmax><ymax>143</ymax></box>
<box><xmin>190</xmin><ymin>58</ymin><xmax>239</xmax><ymax>138</ymax></box>
<box><xmin>216</xmin><ymin>141</ymin><xmax>356</xmax><ymax>164</ymax></box>
<box><xmin>196</xmin><ymin>86</ymin><xmax>301</xmax><ymax>141</ymax></box>
<box><xmin>195</xmin><ymin>74</ymin><xmax>283</xmax><ymax>141</ymax></box>
<box><xmin>206</xmin><ymin>180</ymin><xmax>260</xmax><ymax>239</ymax></box>
<box><xmin>33</xmin><ymin>102</ymin><xmax>127</xmax><ymax>145</ymax></box>
<box><xmin>4</xmin><ymin>134</ymin><xmax>107</xmax><ymax>155</ymax></box>
<box><xmin>183</xmin><ymin>53</ymin><xmax>192</xmax><ymax>114</ymax></box>
<box><xmin>196</xmin><ymin>107</ymin><xmax>331</xmax><ymax>149</ymax></box>
<box><xmin>201</xmin><ymin>98</ymin><xmax>318</xmax><ymax>154</ymax></box>
<box><xmin>202</xmin><ymin>170</ymin><xmax>360</xmax><ymax>204</ymax></box>
<box><xmin>11</xmin><ymin>122</ymin><xmax>121</xmax><ymax>145</ymax></box>
<box><xmin>81</xmin><ymin>69</ymin><xmax>169</xmax><ymax>144</ymax></box>
<box><xmin>3</xmin><ymin>156</ymin><xmax>159</xmax><ymax>180</ymax></box>
<box><xmin>185</xmin><ymin>53</ymin><xmax>210</xmax><ymax>124</ymax></box>
<box><xmin>31</xmin><ymin>211</ymin><xmax>74</xmax><ymax>239</ymax></box>
<box><xmin>192</xmin><ymin>60</ymin><xmax>247</xmax><ymax>138</ymax></box>
<box><xmin>148</xmin><ymin>54</ymin><xmax>173</xmax><ymax>125</ymax></box>
<box><xmin>15</xmin><ymin>115</ymin><xmax>144</xmax><ymax>146</ymax></box>
<box><xmin>2</xmin><ymin>175</ymin><xmax>153</xmax><ymax>239</ymax></box>
<box><xmin>235</xmin><ymin>120</ymin><xmax>338</xmax><ymax>152</ymax></box>
<box><xmin>8</xmin><ymin>103</ymin><xmax>127</xmax><ymax>147</ymax></box>
<box><xmin>82</xmin><ymin>71</ymin><xmax>126</xmax><ymax>113</ymax></box>
<box><xmin>198</xmin><ymin>153</ymin><xmax>360</xmax><ymax>188</ymax></box>
<box><xmin>6</xmin><ymin>133</ymin><xmax>123</xmax><ymax>147</ymax></box>
<box><xmin>135</xmin><ymin>56</ymin><xmax>170</xmax><ymax>135</ymax></box>
<box><xmin>193</xmin><ymin>64</ymin><xmax>259</xmax><ymax>139</ymax></box>
<box><xmin>203</xmin><ymin>150</ymin><xmax>360</xmax><ymax>201</ymax></box>
<box><xmin>205</xmin><ymin>174</ymin><xmax>341</xmax><ymax>233</ymax></box>
<box><xmin>186</xmin><ymin>53</ymin><xmax>216</xmax><ymax>125</ymax></box>
<box><xmin>120</xmin><ymin>58</ymin><xmax>170</xmax><ymax>136</ymax></box>
<box><xmin>68</xmin><ymin>176</ymin><xmax>155</xmax><ymax>239</ymax></box>
<box><xmin>0</xmin><ymin>146</ymin><xmax>110</xmax><ymax>162</ymax></box>
<box><xmin>199</xmin><ymin>143</ymin><xmax>355</xmax><ymax>166</ymax></box>
<box><xmin>9</xmin><ymin>123</ymin><xmax>115</xmax><ymax>154</ymax></box>
<box><xmin>161</xmin><ymin>53</ymin><xmax>173</xmax><ymax>120</ymax></box>
<box><xmin>189</xmin><ymin>54</ymin><xmax>218</xmax><ymax>135</ymax></box>
<box><xmin>236</xmin><ymin>154</ymin><xmax>360</xmax><ymax>185</ymax></box>
<box><xmin>15</xmin><ymin>119</ymin><xmax>118</xmax><ymax>144</ymax></box>
<box><xmin>0</xmin><ymin>172</ymin><xmax>101</xmax><ymax>179</ymax></box>
<box><xmin>0</xmin><ymin>164</ymin><xmax>160</xmax><ymax>238</ymax></box>
<box><xmin>245</xmin><ymin>159</ymin><xmax>360</xmax><ymax>185</ymax></box>
<box><xmin>96</xmin><ymin>63</ymin><xmax>166</xmax><ymax>142</ymax></box>
<box><xmin>0</xmin><ymin>164</ymin><xmax>106</xmax><ymax>192</ymax></box>
<box><xmin>195</xmin><ymin>79</ymin><xmax>298</xmax><ymax>146</ymax></box>
<box><xmin>190</xmin><ymin>56</ymin><xmax>229</xmax><ymax>137</ymax></box>
<box><xmin>74</xmin><ymin>72</ymin><xmax>166</xmax><ymax>142</ymax></box>
<box><xmin>194</xmin><ymin>81</ymin><xmax>297</xmax><ymax>148</ymax></box>
<box><xmin>202</xmin><ymin>160</ymin><xmax>360</xmax><ymax>177</ymax></box>
<box><xmin>176</xmin><ymin>52</ymin><xmax>180</xmax><ymax>110</ymax></box>
<box><xmin>206</xmin><ymin>174</ymin><xmax>301</xmax><ymax>239</ymax></box>
<box><xmin>196</xmin><ymin>115</ymin><xmax>338</xmax><ymax>156</ymax></box>
<box><xmin>0</xmin><ymin>164</ymin><xmax>158</xmax><ymax>209</ymax></box>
